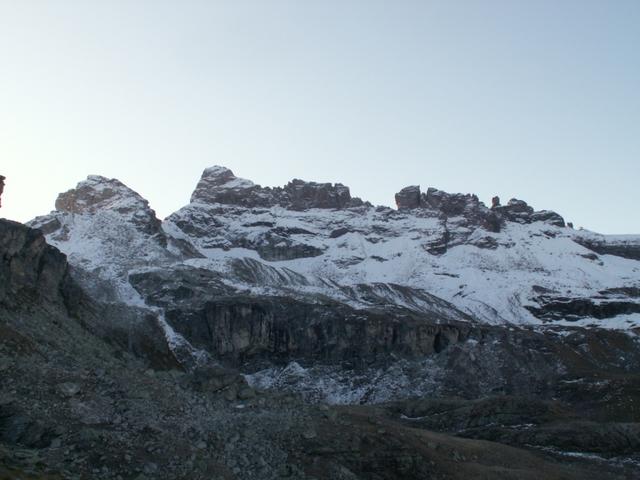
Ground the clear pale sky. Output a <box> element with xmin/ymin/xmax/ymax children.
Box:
<box><xmin>1</xmin><ymin>1</ymin><xmax>638</xmax><ymax>233</ymax></box>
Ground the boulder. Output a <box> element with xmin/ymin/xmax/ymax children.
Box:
<box><xmin>395</xmin><ymin>186</ymin><xmax>421</xmax><ymax>210</ymax></box>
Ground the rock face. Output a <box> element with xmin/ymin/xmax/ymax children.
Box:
<box><xmin>392</xmin><ymin>185</ymin><xmax>564</xmax><ymax>231</ymax></box>
<box><xmin>30</xmin><ymin>166</ymin><xmax>638</xmax><ymax>330</ymax></box>
<box><xmin>574</xmin><ymin>235</ymin><xmax>640</xmax><ymax>261</ymax></box>
<box><xmin>0</xmin><ymin>219</ymin><xmax>179</xmax><ymax>370</ymax></box>
<box><xmin>55</xmin><ymin>175</ymin><xmax>162</xmax><ymax>236</ymax></box>
<box><xmin>395</xmin><ymin>185</ymin><xmax>421</xmax><ymax>209</ymax></box>
<box><xmin>190</xmin><ymin>166</ymin><xmax>364</xmax><ymax>210</ymax></box>
<box><xmin>129</xmin><ymin>266</ymin><xmax>469</xmax><ymax>366</ymax></box>
<box><xmin>493</xmin><ymin>198</ymin><xmax>565</xmax><ymax>228</ymax></box>
<box><xmin>0</xmin><ymin>219</ymin><xmax>72</xmax><ymax>308</ymax></box>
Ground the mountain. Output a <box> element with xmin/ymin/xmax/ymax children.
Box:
<box><xmin>1</xmin><ymin>167</ymin><xmax>639</xmax><ymax>478</ymax></box>
<box><xmin>32</xmin><ymin>166</ymin><xmax>640</xmax><ymax>330</ymax></box>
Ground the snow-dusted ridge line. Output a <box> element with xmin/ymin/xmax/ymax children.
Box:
<box><xmin>27</xmin><ymin>168</ymin><xmax>640</xmax><ymax>332</ymax></box>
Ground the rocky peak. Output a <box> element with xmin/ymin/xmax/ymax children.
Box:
<box><xmin>197</xmin><ymin>166</ymin><xmax>240</xmax><ymax>186</ymax></box>
<box><xmin>393</xmin><ymin>185</ymin><xmax>565</xmax><ymax>231</ymax></box>
<box><xmin>55</xmin><ymin>175</ymin><xmax>162</xmax><ymax>235</ymax></box>
<box><xmin>190</xmin><ymin>166</ymin><xmax>257</xmax><ymax>204</ymax></box>
<box><xmin>190</xmin><ymin>165</ymin><xmax>364</xmax><ymax>210</ymax></box>
<box><xmin>395</xmin><ymin>185</ymin><xmax>421</xmax><ymax>210</ymax></box>
<box><xmin>190</xmin><ymin>166</ymin><xmax>275</xmax><ymax>208</ymax></box>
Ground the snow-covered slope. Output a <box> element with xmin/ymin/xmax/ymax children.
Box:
<box><xmin>29</xmin><ymin>167</ymin><xmax>640</xmax><ymax>331</ymax></box>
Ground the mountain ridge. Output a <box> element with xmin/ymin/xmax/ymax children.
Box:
<box><xmin>2</xmin><ymin>168</ymin><xmax>640</xmax><ymax>478</ymax></box>
<box><xmin>28</xmin><ymin>166</ymin><xmax>640</xmax><ymax>331</ymax></box>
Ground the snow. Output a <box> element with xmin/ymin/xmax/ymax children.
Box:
<box><xmin>28</xmin><ymin>175</ymin><xmax>640</xmax><ymax>333</ymax></box>
<box><xmin>246</xmin><ymin>358</ymin><xmax>444</xmax><ymax>404</ymax></box>
<box><xmin>163</xmin><ymin>201</ymin><xmax>640</xmax><ymax>329</ymax></box>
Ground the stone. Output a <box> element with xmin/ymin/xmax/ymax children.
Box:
<box><xmin>0</xmin><ymin>219</ymin><xmax>74</xmax><ymax>307</ymax></box>
<box><xmin>285</xmin><ymin>179</ymin><xmax>354</xmax><ymax>210</ymax></box>
<box><xmin>393</xmin><ymin>185</ymin><xmax>563</xmax><ymax>232</ymax></box>
<box><xmin>395</xmin><ymin>185</ymin><xmax>421</xmax><ymax>210</ymax></box>
<box><xmin>190</xmin><ymin>166</ymin><xmax>362</xmax><ymax>210</ymax></box>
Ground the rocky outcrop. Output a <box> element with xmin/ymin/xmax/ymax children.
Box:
<box><xmin>525</xmin><ymin>294</ymin><xmax>640</xmax><ymax>321</ymax></box>
<box><xmin>0</xmin><ymin>219</ymin><xmax>179</xmax><ymax>370</ymax></box>
<box><xmin>574</xmin><ymin>236</ymin><xmax>640</xmax><ymax>261</ymax></box>
<box><xmin>285</xmin><ymin>178</ymin><xmax>360</xmax><ymax>210</ymax></box>
<box><xmin>395</xmin><ymin>185</ymin><xmax>421</xmax><ymax>210</ymax></box>
<box><xmin>393</xmin><ymin>185</ymin><xmax>501</xmax><ymax>233</ymax></box>
<box><xmin>0</xmin><ymin>219</ymin><xmax>72</xmax><ymax>308</ymax></box>
<box><xmin>190</xmin><ymin>166</ymin><xmax>365</xmax><ymax>210</ymax></box>
<box><xmin>128</xmin><ymin>265</ymin><xmax>474</xmax><ymax>366</ymax></box>
<box><xmin>393</xmin><ymin>185</ymin><xmax>565</xmax><ymax>231</ymax></box>
<box><xmin>168</xmin><ymin>296</ymin><xmax>468</xmax><ymax>365</ymax></box>
<box><xmin>493</xmin><ymin>198</ymin><xmax>565</xmax><ymax>227</ymax></box>
<box><xmin>55</xmin><ymin>175</ymin><xmax>162</xmax><ymax>236</ymax></box>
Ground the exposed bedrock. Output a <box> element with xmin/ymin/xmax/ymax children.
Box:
<box><xmin>128</xmin><ymin>266</ymin><xmax>477</xmax><ymax>366</ymax></box>
<box><xmin>155</xmin><ymin>295</ymin><xmax>468</xmax><ymax>365</ymax></box>
<box><xmin>0</xmin><ymin>219</ymin><xmax>179</xmax><ymax>370</ymax></box>
<box><xmin>54</xmin><ymin>175</ymin><xmax>163</xmax><ymax>236</ymax></box>
<box><xmin>190</xmin><ymin>166</ymin><xmax>366</xmax><ymax>210</ymax></box>
<box><xmin>0</xmin><ymin>219</ymin><xmax>74</xmax><ymax>308</ymax></box>
<box><xmin>127</xmin><ymin>262</ymin><xmax>640</xmax><ymax>407</ymax></box>
<box><xmin>574</xmin><ymin>236</ymin><xmax>640</xmax><ymax>261</ymax></box>
<box><xmin>394</xmin><ymin>185</ymin><xmax>564</xmax><ymax>231</ymax></box>
<box><xmin>526</xmin><ymin>285</ymin><xmax>640</xmax><ymax>322</ymax></box>
<box><xmin>526</xmin><ymin>296</ymin><xmax>640</xmax><ymax>321</ymax></box>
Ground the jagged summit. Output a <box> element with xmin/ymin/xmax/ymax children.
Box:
<box><xmin>190</xmin><ymin>165</ymin><xmax>365</xmax><ymax>210</ymax></box>
<box><xmin>54</xmin><ymin>175</ymin><xmax>162</xmax><ymax>235</ymax></box>
<box><xmin>394</xmin><ymin>184</ymin><xmax>565</xmax><ymax>230</ymax></box>
<box><xmin>26</xmin><ymin>166</ymin><xmax>640</xmax><ymax>329</ymax></box>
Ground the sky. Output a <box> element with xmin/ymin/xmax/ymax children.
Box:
<box><xmin>1</xmin><ymin>1</ymin><xmax>638</xmax><ymax>233</ymax></box>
